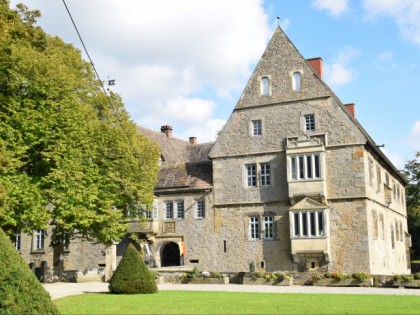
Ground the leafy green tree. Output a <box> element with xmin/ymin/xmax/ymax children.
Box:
<box><xmin>109</xmin><ymin>243</ymin><xmax>158</xmax><ymax>294</ymax></box>
<box><xmin>404</xmin><ymin>152</ymin><xmax>420</xmax><ymax>259</ymax></box>
<box><xmin>0</xmin><ymin>228</ymin><xmax>58</xmax><ymax>314</ymax></box>
<box><xmin>0</xmin><ymin>1</ymin><xmax>159</xmax><ymax>243</ymax></box>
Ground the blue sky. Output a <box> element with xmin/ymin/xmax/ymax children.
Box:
<box><xmin>9</xmin><ymin>0</ymin><xmax>420</xmax><ymax>169</ymax></box>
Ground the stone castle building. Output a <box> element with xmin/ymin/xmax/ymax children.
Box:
<box><xmin>14</xmin><ymin>26</ymin><xmax>411</xmax><ymax>281</ymax></box>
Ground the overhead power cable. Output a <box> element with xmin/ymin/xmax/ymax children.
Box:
<box><xmin>62</xmin><ymin>0</ymin><xmax>132</xmax><ymax>143</ymax></box>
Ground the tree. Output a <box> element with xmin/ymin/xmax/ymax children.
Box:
<box><xmin>0</xmin><ymin>1</ymin><xmax>160</xmax><ymax>243</ymax></box>
<box><xmin>0</xmin><ymin>228</ymin><xmax>58</xmax><ymax>314</ymax></box>
<box><xmin>404</xmin><ymin>152</ymin><xmax>420</xmax><ymax>259</ymax></box>
<box><xmin>109</xmin><ymin>243</ymin><xmax>158</xmax><ymax>294</ymax></box>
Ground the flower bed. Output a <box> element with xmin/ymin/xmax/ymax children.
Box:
<box><xmin>176</xmin><ymin>268</ymin><xmax>229</xmax><ymax>284</ymax></box>
<box><xmin>243</xmin><ymin>272</ymin><xmax>292</xmax><ymax>286</ymax></box>
<box><xmin>392</xmin><ymin>274</ymin><xmax>420</xmax><ymax>288</ymax></box>
<box><xmin>311</xmin><ymin>272</ymin><xmax>373</xmax><ymax>287</ymax></box>
<box><xmin>179</xmin><ymin>277</ymin><xmax>229</xmax><ymax>284</ymax></box>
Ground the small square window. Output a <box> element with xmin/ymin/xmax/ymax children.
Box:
<box><xmin>252</xmin><ymin>120</ymin><xmax>262</xmax><ymax>136</ymax></box>
<box><xmin>304</xmin><ymin>115</ymin><xmax>315</xmax><ymax>131</ymax></box>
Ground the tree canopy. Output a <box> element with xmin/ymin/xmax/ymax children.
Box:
<box><xmin>0</xmin><ymin>1</ymin><xmax>160</xmax><ymax>243</ymax></box>
<box><xmin>405</xmin><ymin>152</ymin><xmax>420</xmax><ymax>259</ymax></box>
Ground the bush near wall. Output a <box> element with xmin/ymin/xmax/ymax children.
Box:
<box><xmin>0</xmin><ymin>228</ymin><xmax>58</xmax><ymax>315</ymax></box>
<box><xmin>109</xmin><ymin>243</ymin><xmax>158</xmax><ymax>294</ymax></box>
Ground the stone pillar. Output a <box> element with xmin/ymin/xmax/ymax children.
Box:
<box><xmin>104</xmin><ymin>242</ymin><xmax>118</xmax><ymax>282</ymax></box>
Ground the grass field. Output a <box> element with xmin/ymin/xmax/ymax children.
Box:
<box><xmin>55</xmin><ymin>290</ymin><xmax>420</xmax><ymax>314</ymax></box>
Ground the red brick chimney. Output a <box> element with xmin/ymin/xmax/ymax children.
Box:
<box><xmin>344</xmin><ymin>103</ymin><xmax>356</xmax><ymax>118</ymax></box>
<box><xmin>307</xmin><ymin>57</ymin><xmax>323</xmax><ymax>79</ymax></box>
<box><xmin>160</xmin><ymin>125</ymin><xmax>173</xmax><ymax>139</ymax></box>
<box><xmin>189</xmin><ymin>137</ymin><xmax>197</xmax><ymax>145</ymax></box>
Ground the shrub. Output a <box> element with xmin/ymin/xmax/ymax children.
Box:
<box><xmin>211</xmin><ymin>272</ymin><xmax>223</xmax><ymax>279</ymax></box>
<box><xmin>336</xmin><ymin>272</ymin><xmax>350</xmax><ymax>280</ymax></box>
<box><xmin>273</xmin><ymin>272</ymin><xmax>290</xmax><ymax>281</ymax></box>
<box><xmin>401</xmin><ymin>275</ymin><xmax>414</xmax><ymax>283</ymax></box>
<box><xmin>109</xmin><ymin>243</ymin><xmax>158</xmax><ymax>294</ymax></box>
<box><xmin>324</xmin><ymin>272</ymin><xmax>333</xmax><ymax>278</ymax></box>
<box><xmin>352</xmin><ymin>272</ymin><xmax>370</xmax><ymax>282</ymax></box>
<box><xmin>0</xmin><ymin>228</ymin><xmax>58</xmax><ymax>314</ymax></box>
<box><xmin>187</xmin><ymin>266</ymin><xmax>200</xmax><ymax>279</ymax></box>
<box><xmin>393</xmin><ymin>274</ymin><xmax>402</xmax><ymax>281</ymax></box>
<box><xmin>312</xmin><ymin>273</ymin><xmax>323</xmax><ymax>281</ymax></box>
<box><xmin>249</xmin><ymin>261</ymin><xmax>255</xmax><ymax>274</ymax></box>
<box><xmin>255</xmin><ymin>271</ymin><xmax>265</xmax><ymax>278</ymax></box>
<box><xmin>414</xmin><ymin>272</ymin><xmax>420</xmax><ymax>280</ymax></box>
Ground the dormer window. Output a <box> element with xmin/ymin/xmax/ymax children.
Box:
<box><xmin>260</xmin><ymin>76</ymin><xmax>270</xmax><ymax>96</ymax></box>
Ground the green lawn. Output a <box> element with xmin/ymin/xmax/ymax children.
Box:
<box><xmin>55</xmin><ymin>290</ymin><xmax>420</xmax><ymax>314</ymax></box>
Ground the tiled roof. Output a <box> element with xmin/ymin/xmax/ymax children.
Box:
<box><xmin>137</xmin><ymin>125</ymin><xmax>214</xmax><ymax>191</ymax></box>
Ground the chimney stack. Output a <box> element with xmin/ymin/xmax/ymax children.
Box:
<box><xmin>189</xmin><ymin>137</ymin><xmax>197</xmax><ymax>145</ymax></box>
<box><xmin>344</xmin><ymin>103</ymin><xmax>356</xmax><ymax>118</ymax></box>
<box><xmin>307</xmin><ymin>57</ymin><xmax>323</xmax><ymax>79</ymax></box>
<box><xmin>160</xmin><ymin>125</ymin><xmax>173</xmax><ymax>139</ymax></box>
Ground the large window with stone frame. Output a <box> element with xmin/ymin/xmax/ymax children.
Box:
<box><xmin>249</xmin><ymin>215</ymin><xmax>275</xmax><ymax>240</ymax></box>
<box><xmin>289</xmin><ymin>153</ymin><xmax>321</xmax><ymax>180</ymax></box>
<box><xmin>245</xmin><ymin>163</ymin><xmax>271</xmax><ymax>188</ymax></box>
<box><xmin>164</xmin><ymin>200</ymin><xmax>185</xmax><ymax>220</ymax></box>
<box><xmin>292</xmin><ymin>210</ymin><xmax>325</xmax><ymax>238</ymax></box>
<box><xmin>196</xmin><ymin>199</ymin><xmax>205</xmax><ymax>219</ymax></box>
<box><xmin>34</xmin><ymin>230</ymin><xmax>45</xmax><ymax>250</ymax></box>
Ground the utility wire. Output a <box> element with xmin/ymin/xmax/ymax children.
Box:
<box><xmin>62</xmin><ymin>0</ymin><xmax>132</xmax><ymax>143</ymax></box>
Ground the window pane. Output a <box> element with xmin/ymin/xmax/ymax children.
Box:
<box><xmin>247</xmin><ymin>165</ymin><xmax>257</xmax><ymax>187</ymax></box>
<box><xmin>177</xmin><ymin>201</ymin><xmax>184</xmax><ymax>219</ymax></box>
<box><xmin>197</xmin><ymin>200</ymin><xmax>205</xmax><ymax>218</ymax></box>
<box><xmin>292</xmin><ymin>72</ymin><xmax>301</xmax><ymax>91</ymax></box>
<box><xmin>291</xmin><ymin>157</ymin><xmax>297</xmax><ymax>180</ymax></box>
<box><xmin>261</xmin><ymin>77</ymin><xmax>269</xmax><ymax>96</ymax></box>
<box><xmin>252</xmin><ymin>120</ymin><xmax>262</xmax><ymax>136</ymax></box>
<box><xmin>314</xmin><ymin>154</ymin><xmax>320</xmax><ymax>178</ymax></box>
<box><xmin>250</xmin><ymin>217</ymin><xmax>260</xmax><ymax>239</ymax></box>
<box><xmin>165</xmin><ymin>202</ymin><xmax>173</xmax><ymax>219</ymax></box>
<box><xmin>294</xmin><ymin>213</ymin><xmax>300</xmax><ymax>236</ymax></box>
<box><xmin>306</xmin><ymin>155</ymin><xmax>312</xmax><ymax>179</ymax></box>
<box><xmin>310</xmin><ymin>212</ymin><xmax>316</xmax><ymax>236</ymax></box>
<box><xmin>318</xmin><ymin>212</ymin><xmax>324</xmax><ymax>236</ymax></box>
<box><xmin>302</xmin><ymin>213</ymin><xmax>308</xmax><ymax>236</ymax></box>
<box><xmin>264</xmin><ymin>216</ymin><xmax>273</xmax><ymax>239</ymax></box>
<box><xmin>261</xmin><ymin>164</ymin><xmax>270</xmax><ymax>186</ymax></box>
<box><xmin>298</xmin><ymin>156</ymin><xmax>305</xmax><ymax>179</ymax></box>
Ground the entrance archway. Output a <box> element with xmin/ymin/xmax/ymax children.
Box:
<box><xmin>161</xmin><ymin>242</ymin><xmax>180</xmax><ymax>267</ymax></box>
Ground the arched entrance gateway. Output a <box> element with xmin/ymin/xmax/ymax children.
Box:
<box><xmin>161</xmin><ymin>242</ymin><xmax>180</xmax><ymax>267</ymax></box>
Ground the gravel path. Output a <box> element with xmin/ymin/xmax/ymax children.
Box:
<box><xmin>43</xmin><ymin>282</ymin><xmax>420</xmax><ymax>300</ymax></box>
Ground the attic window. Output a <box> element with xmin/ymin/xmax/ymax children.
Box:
<box><xmin>261</xmin><ymin>76</ymin><xmax>270</xmax><ymax>96</ymax></box>
<box><xmin>292</xmin><ymin>71</ymin><xmax>302</xmax><ymax>91</ymax></box>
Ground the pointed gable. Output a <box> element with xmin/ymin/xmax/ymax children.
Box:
<box><xmin>289</xmin><ymin>197</ymin><xmax>326</xmax><ymax>211</ymax></box>
<box><xmin>235</xmin><ymin>27</ymin><xmax>330</xmax><ymax>110</ymax></box>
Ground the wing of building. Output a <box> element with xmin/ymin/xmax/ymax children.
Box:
<box><xmin>14</xmin><ymin>26</ymin><xmax>411</xmax><ymax>282</ymax></box>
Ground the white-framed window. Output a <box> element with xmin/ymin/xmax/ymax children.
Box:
<box><xmin>290</xmin><ymin>153</ymin><xmax>321</xmax><ymax>180</ymax></box>
<box><xmin>164</xmin><ymin>201</ymin><xmax>174</xmax><ymax>220</ymax></box>
<box><xmin>196</xmin><ymin>200</ymin><xmax>205</xmax><ymax>219</ymax></box>
<box><xmin>164</xmin><ymin>200</ymin><xmax>184</xmax><ymax>220</ymax></box>
<box><xmin>15</xmin><ymin>233</ymin><xmax>21</xmax><ymax>251</ymax></box>
<box><xmin>34</xmin><ymin>230</ymin><xmax>45</xmax><ymax>250</ymax></box>
<box><xmin>292</xmin><ymin>211</ymin><xmax>324</xmax><ymax>238</ymax></box>
<box><xmin>304</xmin><ymin>114</ymin><xmax>315</xmax><ymax>131</ymax></box>
<box><xmin>252</xmin><ymin>119</ymin><xmax>262</xmax><ymax>136</ymax></box>
<box><xmin>292</xmin><ymin>71</ymin><xmax>302</xmax><ymax>91</ymax></box>
<box><xmin>153</xmin><ymin>201</ymin><xmax>158</xmax><ymax>220</ymax></box>
<box><xmin>249</xmin><ymin>217</ymin><xmax>260</xmax><ymax>240</ymax></box>
<box><xmin>246</xmin><ymin>164</ymin><xmax>257</xmax><ymax>187</ymax></box>
<box><xmin>263</xmin><ymin>216</ymin><xmax>274</xmax><ymax>240</ymax></box>
<box><xmin>176</xmin><ymin>200</ymin><xmax>184</xmax><ymax>219</ymax></box>
<box><xmin>260</xmin><ymin>164</ymin><xmax>271</xmax><ymax>187</ymax></box>
<box><xmin>143</xmin><ymin>210</ymin><xmax>152</xmax><ymax>220</ymax></box>
<box><xmin>261</xmin><ymin>76</ymin><xmax>270</xmax><ymax>96</ymax></box>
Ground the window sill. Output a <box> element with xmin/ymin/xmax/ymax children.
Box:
<box><xmin>31</xmin><ymin>250</ymin><xmax>46</xmax><ymax>254</ymax></box>
<box><xmin>290</xmin><ymin>236</ymin><xmax>327</xmax><ymax>240</ymax></box>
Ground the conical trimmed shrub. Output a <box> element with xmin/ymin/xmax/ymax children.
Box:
<box><xmin>0</xmin><ymin>228</ymin><xmax>58</xmax><ymax>314</ymax></box>
<box><xmin>109</xmin><ymin>243</ymin><xmax>158</xmax><ymax>294</ymax></box>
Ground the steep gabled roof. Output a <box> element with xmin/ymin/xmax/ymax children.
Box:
<box><xmin>210</xmin><ymin>26</ymin><xmax>406</xmax><ymax>184</ymax></box>
<box><xmin>137</xmin><ymin>125</ymin><xmax>214</xmax><ymax>191</ymax></box>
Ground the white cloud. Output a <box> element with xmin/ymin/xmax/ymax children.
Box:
<box><xmin>361</xmin><ymin>0</ymin><xmax>420</xmax><ymax>46</ymax></box>
<box><xmin>312</xmin><ymin>0</ymin><xmax>349</xmax><ymax>16</ymax></box>
<box><xmin>377</xmin><ymin>50</ymin><xmax>394</xmax><ymax>61</ymax></box>
<box><xmin>324</xmin><ymin>46</ymin><xmax>360</xmax><ymax>86</ymax></box>
<box><xmin>280</xmin><ymin>18</ymin><xmax>290</xmax><ymax>31</ymax></box>
<box><xmin>11</xmin><ymin>0</ymin><xmax>270</xmax><ymax>143</ymax></box>
<box><xmin>408</xmin><ymin>120</ymin><xmax>420</xmax><ymax>150</ymax></box>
